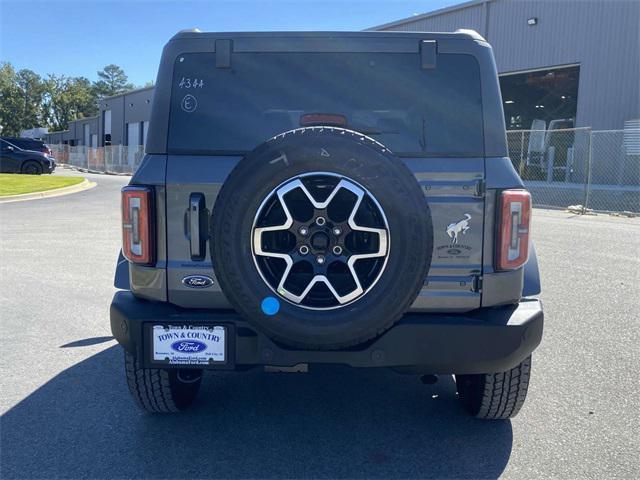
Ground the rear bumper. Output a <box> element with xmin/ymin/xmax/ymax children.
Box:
<box><xmin>110</xmin><ymin>291</ymin><xmax>543</xmax><ymax>374</ymax></box>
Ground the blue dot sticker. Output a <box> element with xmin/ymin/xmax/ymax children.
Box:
<box><xmin>261</xmin><ymin>296</ymin><xmax>280</xmax><ymax>316</ymax></box>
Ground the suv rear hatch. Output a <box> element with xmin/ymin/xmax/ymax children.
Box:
<box><xmin>159</xmin><ymin>33</ymin><xmax>489</xmax><ymax>312</ymax></box>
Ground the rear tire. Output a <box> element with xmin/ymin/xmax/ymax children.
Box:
<box><xmin>21</xmin><ymin>161</ymin><xmax>43</xmax><ymax>175</ymax></box>
<box><xmin>124</xmin><ymin>351</ymin><xmax>202</xmax><ymax>413</ymax></box>
<box><xmin>456</xmin><ymin>355</ymin><xmax>532</xmax><ymax>419</ymax></box>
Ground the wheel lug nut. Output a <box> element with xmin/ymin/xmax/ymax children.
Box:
<box><xmin>333</xmin><ymin>227</ymin><xmax>341</xmax><ymax>236</ymax></box>
<box><xmin>315</xmin><ymin>217</ymin><xmax>326</xmax><ymax>226</ymax></box>
<box><xmin>332</xmin><ymin>246</ymin><xmax>343</xmax><ymax>256</ymax></box>
<box><xmin>299</xmin><ymin>226</ymin><xmax>309</xmax><ymax>236</ymax></box>
<box><xmin>316</xmin><ymin>255</ymin><xmax>325</xmax><ymax>265</ymax></box>
<box><xmin>299</xmin><ymin>245</ymin><xmax>309</xmax><ymax>255</ymax></box>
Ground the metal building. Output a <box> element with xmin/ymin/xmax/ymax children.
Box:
<box><xmin>45</xmin><ymin>116</ymin><xmax>98</xmax><ymax>147</ymax></box>
<box><xmin>45</xmin><ymin>86</ymin><xmax>153</xmax><ymax>147</ymax></box>
<box><xmin>97</xmin><ymin>86</ymin><xmax>154</xmax><ymax>147</ymax></box>
<box><xmin>371</xmin><ymin>0</ymin><xmax>640</xmax><ymax>131</ymax></box>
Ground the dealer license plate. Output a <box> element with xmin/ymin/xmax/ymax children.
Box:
<box><xmin>152</xmin><ymin>325</ymin><xmax>225</xmax><ymax>365</ymax></box>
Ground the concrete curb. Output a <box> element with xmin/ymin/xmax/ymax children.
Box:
<box><xmin>60</xmin><ymin>163</ymin><xmax>132</xmax><ymax>177</ymax></box>
<box><xmin>0</xmin><ymin>178</ymin><xmax>97</xmax><ymax>204</ymax></box>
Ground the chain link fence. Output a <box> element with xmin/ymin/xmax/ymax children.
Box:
<box><xmin>48</xmin><ymin>127</ymin><xmax>640</xmax><ymax>214</ymax></box>
<box><xmin>49</xmin><ymin>144</ymin><xmax>145</xmax><ymax>175</ymax></box>
<box><xmin>507</xmin><ymin>127</ymin><xmax>639</xmax><ymax>214</ymax></box>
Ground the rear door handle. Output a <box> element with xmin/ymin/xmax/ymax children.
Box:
<box><xmin>189</xmin><ymin>193</ymin><xmax>207</xmax><ymax>260</ymax></box>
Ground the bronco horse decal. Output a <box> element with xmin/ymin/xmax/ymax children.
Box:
<box><xmin>446</xmin><ymin>214</ymin><xmax>471</xmax><ymax>246</ymax></box>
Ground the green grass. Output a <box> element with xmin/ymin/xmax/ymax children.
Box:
<box><xmin>0</xmin><ymin>174</ymin><xmax>84</xmax><ymax>197</ymax></box>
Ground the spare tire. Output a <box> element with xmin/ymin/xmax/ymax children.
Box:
<box><xmin>211</xmin><ymin>127</ymin><xmax>433</xmax><ymax>349</ymax></box>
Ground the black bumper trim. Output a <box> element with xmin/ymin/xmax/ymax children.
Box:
<box><xmin>110</xmin><ymin>291</ymin><xmax>543</xmax><ymax>374</ymax></box>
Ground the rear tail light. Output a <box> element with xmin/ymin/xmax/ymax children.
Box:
<box><xmin>122</xmin><ymin>186</ymin><xmax>154</xmax><ymax>265</ymax></box>
<box><xmin>496</xmin><ymin>189</ymin><xmax>531</xmax><ymax>270</ymax></box>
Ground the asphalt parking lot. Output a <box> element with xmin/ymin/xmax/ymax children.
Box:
<box><xmin>1</xmin><ymin>170</ymin><xmax>638</xmax><ymax>479</ymax></box>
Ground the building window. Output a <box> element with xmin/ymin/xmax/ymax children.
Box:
<box><xmin>499</xmin><ymin>65</ymin><xmax>580</xmax><ymax>130</ymax></box>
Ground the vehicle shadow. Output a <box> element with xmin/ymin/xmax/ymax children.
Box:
<box><xmin>60</xmin><ymin>336</ymin><xmax>114</xmax><ymax>348</ymax></box>
<box><xmin>1</xmin><ymin>346</ymin><xmax>512</xmax><ymax>479</ymax></box>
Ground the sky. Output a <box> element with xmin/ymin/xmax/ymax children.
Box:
<box><xmin>0</xmin><ymin>0</ymin><xmax>460</xmax><ymax>86</ymax></box>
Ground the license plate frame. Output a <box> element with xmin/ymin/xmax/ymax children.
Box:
<box><xmin>144</xmin><ymin>323</ymin><xmax>235</xmax><ymax>369</ymax></box>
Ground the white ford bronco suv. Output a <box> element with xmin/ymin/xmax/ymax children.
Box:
<box><xmin>110</xmin><ymin>30</ymin><xmax>543</xmax><ymax>418</ymax></box>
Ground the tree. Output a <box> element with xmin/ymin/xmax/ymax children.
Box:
<box><xmin>43</xmin><ymin>75</ymin><xmax>98</xmax><ymax>131</ymax></box>
<box><xmin>0</xmin><ymin>62</ymin><xmax>23</xmax><ymax>136</ymax></box>
<box><xmin>16</xmin><ymin>69</ymin><xmax>47</xmax><ymax>130</ymax></box>
<box><xmin>68</xmin><ymin>77</ymin><xmax>98</xmax><ymax>119</ymax></box>
<box><xmin>0</xmin><ymin>62</ymin><xmax>132</xmax><ymax>135</ymax></box>
<box><xmin>0</xmin><ymin>63</ymin><xmax>48</xmax><ymax>136</ymax></box>
<box><xmin>93</xmin><ymin>64</ymin><xmax>134</xmax><ymax>98</ymax></box>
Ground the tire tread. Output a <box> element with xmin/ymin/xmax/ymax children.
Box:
<box><xmin>457</xmin><ymin>355</ymin><xmax>532</xmax><ymax>420</ymax></box>
<box><xmin>124</xmin><ymin>352</ymin><xmax>197</xmax><ymax>413</ymax></box>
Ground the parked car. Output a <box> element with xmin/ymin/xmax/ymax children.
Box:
<box><xmin>110</xmin><ymin>30</ymin><xmax>543</xmax><ymax>418</ymax></box>
<box><xmin>0</xmin><ymin>139</ymin><xmax>56</xmax><ymax>174</ymax></box>
<box><xmin>0</xmin><ymin>137</ymin><xmax>52</xmax><ymax>157</ymax></box>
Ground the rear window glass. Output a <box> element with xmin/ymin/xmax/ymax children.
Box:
<box><xmin>168</xmin><ymin>52</ymin><xmax>483</xmax><ymax>156</ymax></box>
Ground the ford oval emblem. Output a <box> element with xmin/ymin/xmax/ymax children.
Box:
<box><xmin>171</xmin><ymin>340</ymin><xmax>207</xmax><ymax>353</ymax></box>
<box><xmin>182</xmin><ymin>275</ymin><xmax>214</xmax><ymax>289</ymax></box>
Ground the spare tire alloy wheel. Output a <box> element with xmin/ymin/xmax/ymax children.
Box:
<box><xmin>252</xmin><ymin>172</ymin><xmax>390</xmax><ymax>309</ymax></box>
<box><xmin>211</xmin><ymin>127</ymin><xmax>433</xmax><ymax>349</ymax></box>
